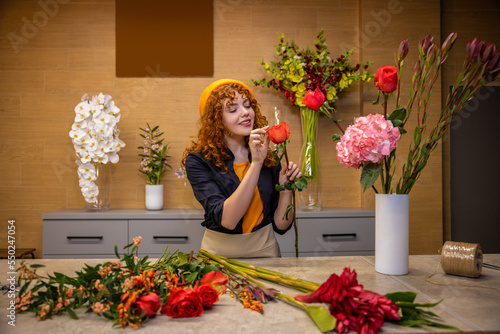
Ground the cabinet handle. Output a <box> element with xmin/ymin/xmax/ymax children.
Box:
<box><xmin>153</xmin><ymin>236</ymin><xmax>189</xmax><ymax>240</ymax></box>
<box><xmin>322</xmin><ymin>233</ymin><xmax>357</xmax><ymax>239</ymax></box>
<box><xmin>67</xmin><ymin>236</ymin><xmax>103</xmax><ymax>240</ymax></box>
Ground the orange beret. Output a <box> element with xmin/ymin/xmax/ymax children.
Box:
<box><xmin>198</xmin><ymin>79</ymin><xmax>255</xmax><ymax>116</ymax></box>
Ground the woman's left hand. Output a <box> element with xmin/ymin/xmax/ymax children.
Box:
<box><xmin>279</xmin><ymin>161</ymin><xmax>302</xmax><ymax>186</ymax></box>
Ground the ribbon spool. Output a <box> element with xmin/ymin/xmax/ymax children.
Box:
<box><xmin>440</xmin><ymin>241</ymin><xmax>483</xmax><ymax>278</ymax></box>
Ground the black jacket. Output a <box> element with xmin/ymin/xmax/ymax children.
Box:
<box><xmin>185</xmin><ymin>150</ymin><xmax>291</xmax><ymax>235</ymax></box>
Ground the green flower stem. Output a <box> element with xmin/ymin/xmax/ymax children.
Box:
<box><xmin>199</xmin><ymin>250</ymin><xmax>319</xmax><ymax>292</ymax></box>
<box><xmin>283</xmin><ymin>146</ymin><xmax>299</xmax><ymax>258</ymax></box>
<box><xmin>300</xmin><ymin>108</ymin><xmax>320</xmax><ymax>181</ymax></box>
<box><xmin>223</xmin><ymin>258</ymin><xmax>319</xmax><ymax>288</ymax></box>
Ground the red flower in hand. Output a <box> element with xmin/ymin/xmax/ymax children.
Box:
<box><xmin>302</xmin><ymin>87</ymin><xmax>326</xmax><ymax>110</ymax></box>
<box><xmin>267</xmin><ymin>122</ymin><xmax>290</xmax><ymax>144</ymax></box>
<box><xmin>374</xmin><ymin>66</ymin><xmax>398</xmax><ymax>93</ymax></box>
<box><xmin>160</xmin><ymin>287</ymin><xmax>204</xmax><ymax>318</ymax></box>
<box><xmin>135</xmin><ymin>292</ymin><xmax>161</xmax><ymax>318</ymax></box>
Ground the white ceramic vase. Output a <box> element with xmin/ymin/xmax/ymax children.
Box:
<box><xmin>375</xmin><ymin>193</ymin><xmax>409</xmax><ymax>275</ymax></box>
<box><xmin>145</xmin><ymin>184</ymin><xmax>163</xmax><ymax>210</ymax></box>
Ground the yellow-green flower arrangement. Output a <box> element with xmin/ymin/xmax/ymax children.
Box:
<box><xmin>251</xmin><ymin>30</ymin><xmax>373</xmax><ymax>183</ymax></box>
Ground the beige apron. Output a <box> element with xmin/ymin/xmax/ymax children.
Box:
<box><xmin>201</xmin><ymin>224</ymin><xmax>281</xmax><ymax>258</ymax></box>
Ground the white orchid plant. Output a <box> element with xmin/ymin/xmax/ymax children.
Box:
<box><xmin>69</xmin><ymin>93</ymin><xmax>126</xmax><ymax>203</ymax></box>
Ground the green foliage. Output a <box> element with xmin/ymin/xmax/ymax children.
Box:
<box><xmin>385</xmin><ymin>291</ymin><xmax>459</xmax><ymax>331</ymax></box>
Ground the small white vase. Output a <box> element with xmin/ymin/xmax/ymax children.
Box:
<box><xmin>145</xmin><ymin>184</ymin><xmax>163</xmax><ymax>210</ymax></box>
<box><xmin>375</xmin><ymin>194</ymin><xmax>409</xmax><ymax>275</ymax></box>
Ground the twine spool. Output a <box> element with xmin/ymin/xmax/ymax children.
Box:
<box><xmin>440</xmin><ymin>241</ymin><xmax>483</xmax><ymax>278</ymax></box>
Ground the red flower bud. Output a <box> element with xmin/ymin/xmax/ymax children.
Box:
<box><xmin>397</xmin><ymin>40</ymin><xmax>409</xmax><ymax>61</ymax></box>
<box><xmin>441</xmin><ymin>32</ymin><xmax>458</xmax><ymax>54</ymax></box>
<box><xmin>267</xmin><ymin>122</ymin><xmax>290</xmax><ymax>144</ymax></box>
<box><xmin>481</xmin><ymin>43</ymin><xmax>496</xmax><ymax>63</ymax></box>
<box><xmin>425</xmin><ymin>44</ymin><xmax>438</xmax><ymax>67</ymax></box>
<box><xmin>374</xmin><ymin>66</ymin><xmax>398</xmax><ymax>94</ymax></box>
<box><xmin>302</xmin><ymin>87</ymin><xmax>326</xmax><ymax>111</ymax></box>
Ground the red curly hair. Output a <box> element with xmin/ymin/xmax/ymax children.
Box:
<box><xmin>182</xmin><ymin>83</ymin><xmax>275</xmax><ymax>172</ymax></box>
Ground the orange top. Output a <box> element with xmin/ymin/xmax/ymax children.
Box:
<box><xmin>233</xmin><ymin>161</ymin><xmax>264</xmax><ymax>234</ymax></box>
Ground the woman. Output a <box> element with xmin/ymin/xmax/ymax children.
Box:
<box><xmin>181</xmin><ymin>79</ymin><xmax>301</xmax><ymax>258</ymax></box>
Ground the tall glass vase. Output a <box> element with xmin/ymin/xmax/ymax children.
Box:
<box><xmin>299</xmin><ymin>107</ymin><xmax>322</xmax><ymax>211</ymax></box>
<box><xmin>84</xmin><ymin>162</ymin><xmax>111</xmax><ymax>212</ymax></box>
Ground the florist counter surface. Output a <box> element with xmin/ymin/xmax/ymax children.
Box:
<box><xmin>1</xmin><ymin>255</ymin><xmax>499</xmax><ymax>334</ymax></box>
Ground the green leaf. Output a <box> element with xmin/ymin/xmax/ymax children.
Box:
<box><xmin>332</xmin><ymin>133</ymin><xmax>342</xmax><ymax>142</ymax></box>
<box><xmin>114</xmin><ymin>245</ymin><xmax>120</xmax><ymax>259</ymax></box>
<box><xmin>67</xmin><ymin>307</ymin><xmax>78</xmax><ymax>320</ymax></box>
<box><xmin>396</xmin><ymin>299</ymin><xmax>443</xmax><ymax>309</ymax></box>
<box><xmin>294</xmin><ymin>176</ymin><xmax>310</xmax><ymax>190</ymax></box>
<box><xmin>385</xmin><ymin>291</ymin><xmax>417</xmax><ymax>303</ymax></box>
<box><xmin>177</xmin><ymin>252</ymin><xmax>188</xmax><ymax>266</ymax></box>
<box><xmin>388</xmin><ymin>108</ymin><xmax>407</xmax><ymax>127</ymax></box>
<box><xmin>360</xmin><ymin>163</ymin><xmax>381</xmax><ymax>191</ymax></box>
<box><xmin>303</xmin><ymin>305</ymin><xmax>336</xmax><ymax>333</ymax></box>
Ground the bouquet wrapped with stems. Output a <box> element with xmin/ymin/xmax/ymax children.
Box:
<box><xmin>15</xmin><ymin>242</ymin><xmax>458</xmax><ymax>333</ymax></box>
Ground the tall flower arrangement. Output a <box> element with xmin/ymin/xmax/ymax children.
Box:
<box><xmin>252</xmin><ymin>30</ymin><xmax>373</xmax><ymax>181</ymax></box>
<box><xmin>334</xmin><ymin>33</ymin><xmax>500</xmax><ymax>193</ymax></box>
<box><xmin>69</xmin><ymin>93</ymin><xmax>125</xmax><ymax>203</ymax></box>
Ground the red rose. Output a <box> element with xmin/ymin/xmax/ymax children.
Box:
<box><xmin>194</xmin><ymin>284</ymin><xmax>219</xmax><ymax>307</ymax></box>
<box><xmin>374</xmin><ymin>66</ymin><xmax>398</xmax><ymax>93</ymax></box>
<box><xmin>302</xmin><ymin>87</ymin><xmax>326</xmax><ymax>110</ymax></box>
<box><xmin>201</xmin><ymin>271</ymin><xmax>228</xmax><ymax>294</ymax></box>
<box><xmin>267</xmin><ymin>122</ymin><xmax>290</xmax><ymax>144</ymax></box>
<box><xmin>160</xmin><ymin>287</ymin><xmax>203</xmax><ymax>318</ymax></box>
<box><xmin>135</xmin><ymin>292</ymin><xmax>160</xmax><ymax>318</ymax></box>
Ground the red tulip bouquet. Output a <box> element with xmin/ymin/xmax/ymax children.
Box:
<box><xmin>252</xmin><ymin>30</ymin><xmax>374</xmax><ymax>184</ymax></box>
<box><xmin>335</xmin><ymin>33</ymin><xmax>499</xmax><ymax>194</ymax></box>
<box><xmin>267</xmin><ymin>121</ymin><xmax>310</xmax><ymax>257</ymax></box>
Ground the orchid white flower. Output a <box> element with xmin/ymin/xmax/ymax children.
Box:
<box><xmin>70</xmin><ymin>93</ymin><xmax>125</xmax><ymax>203</ymax></box>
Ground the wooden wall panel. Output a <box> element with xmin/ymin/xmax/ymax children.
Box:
<box><xmin>1</xmin><ymin>0</ymin><xmax>490</xmax><ymax>258</ymax></box>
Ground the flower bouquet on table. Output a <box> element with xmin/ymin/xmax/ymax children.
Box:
<box><xmin>15</xmin><ymin>239</ymin><xmax>228</xmax><ymax>328</ymax></box>
<box><xmin>138</xmin><ymin>123</ymin><xmax>172</xmax><ymax>185</ymax></box>
<box><xmin>15</xmin><ymin>241</ymin><xmax>458</xmax><ymax>333</ymax></box>
<box><xmin>200</xmin><ymin>250</ymin><xmax>458</xmax><ymax>333</ymax></box>
<box><xmin>334</xmin><ymin>33</ymin><xmax>499</xmax><ymax>194</ymax></box>
<box><xmin>69</xmin><ymin>93</ymin><xmax>125</xmax><ymax>206</ymax></box>
<box><xmin>251</xmin><ymin>29</ymin><xmax>374</xmax><ymax>183</ymax></box>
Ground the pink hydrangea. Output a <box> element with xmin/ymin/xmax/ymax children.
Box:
<box><xmin>336</xmin><ymin>114</ymin><xmax>401</xmax><ymax>168</ymax></box>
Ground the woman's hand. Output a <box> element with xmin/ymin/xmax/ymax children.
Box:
<box><xmin>249</xmin><ymin>126</ymin><xmax>270</xmax><ymax>165</ymax></box>
<box><xmin>279</xmin><ymin>161</ymin><xmax>302</xmax><ymax>186</ymax></box>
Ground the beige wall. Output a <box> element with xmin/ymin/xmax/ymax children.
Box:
<box><xmin>0</xmin><ymin>0</ymin><xmax>495</xmax><ymax>258</ymax></box>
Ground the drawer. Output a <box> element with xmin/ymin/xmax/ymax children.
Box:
<box><xmin>297</xmin><ymin>217</ymin><xmax>374</xmax><ymax>255</ymax></box>
<box><xmin>43</xmin><ymin>220</ymin><xmax>128</xmax><ymax>256</ymax></box>
<box><xmin>129</xmin><ymin>220</ymin><xmax>204</xmax><ymax>256</ymax></box>
<box><xmin>275</xmin><ymin>228</ymin><xmax>296</xmax><ymax>254</ymax></box>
